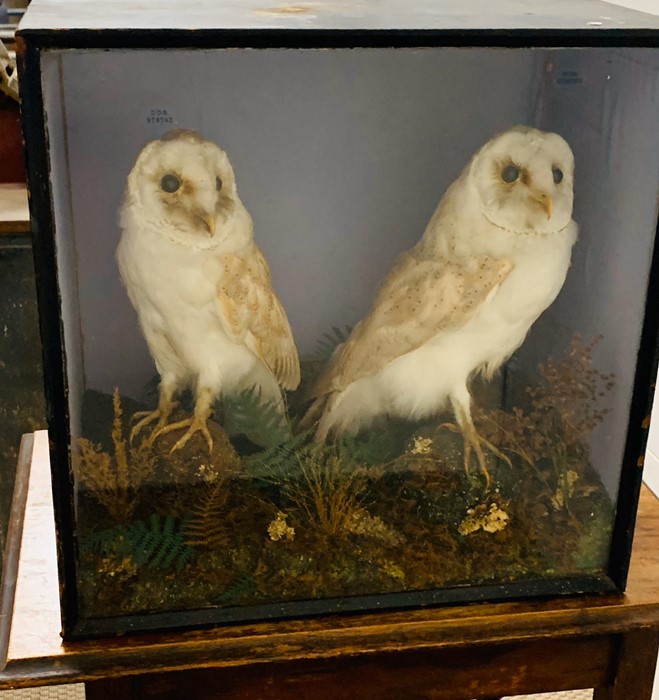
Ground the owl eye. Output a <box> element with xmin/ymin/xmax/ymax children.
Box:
<box><xmin>501</xmin><ymin>165</ymin><xmax>520</xmax><ymax>184</ymax></box>
<box><xmin>215</xmin><ymin>176</ymin><xmax>223</xmax><ymax>192</ymax></box>
<box><xmin>160</xmin><ymin>174</ymin><xmax>181</xmax><ymax>193</ymax></box>
<box><xmin>552</xmin><ymin>167</ymin><xmax>564</xmax><ymax>184</ymax></box>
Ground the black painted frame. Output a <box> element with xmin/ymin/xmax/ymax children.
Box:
<box><xmin>16</xmin><ymin>23</ymin><xmax>659</xmax><ymax>640</ymax></box>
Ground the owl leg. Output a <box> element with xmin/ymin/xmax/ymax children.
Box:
<box><xmin>448</xmin><ymin>391</ymin><xmax>511</xmax><ymax>489</ymax></box>
<box><xmin>130</xmin><ymin>377</ymin><xmax>178</xmax><ymax>444</ymax></box>
<box><xmin>151</xmin><ymin>386</ymin><xmax>214</xmax><ymax>454</ymax></box>
<box><xmin>454</xmin><ymin>404</ymin><xmax>491</xmax><ymax>489</ymax></box>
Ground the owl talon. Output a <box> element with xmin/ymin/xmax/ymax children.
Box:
<box><xmin>463</xmin><ymin>437</ymin><xmax>492</xmax><ymax>490</ymax></box>
<box><xmin>130</xmin><ymin>401</ymin><xmax>179</xmax><ymax>444</ymax></box>
<box><xmin>169</xmin><ymin>419</ymin><xmax>214</xmax><ymax>454</ymax></box>
<box><xmin>147</xmin><ymin>416</ymin><xmax>213</xmax><ymax>454</ymax></box>
<box><xmin>132</xmin><ymin>409</ymin><xmax>153</xmax><ymax>422</ymax></box>
<box><xmin>130</xmin><ymin>410</ymin><xmax>161</xmax><ymax>444</ymax></box>
<box><xmin>441</xmin><ymin>417</ymin><xmax>511</xmax><ymax>490</ymax></box>
<box><xmin>463</xmin><ymin>431</ymin><xmax>513</xmax><ymax>490</ymax></box>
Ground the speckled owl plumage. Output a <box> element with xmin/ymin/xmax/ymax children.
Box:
<box><xmin>117</xmin><ymin>129</ymin><xmax>300</xmax><ymax>452</ymax></box>
<box><xmin>306</xmin><ymin>126</ymin><xmax>578</xmax><ymax>484</ymax></box>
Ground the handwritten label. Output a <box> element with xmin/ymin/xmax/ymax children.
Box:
<box><xmin>146</xmin><ymin>108</ymin><xmax>175</xmax><ymax>125</ymax></box>
<box><xmin>555</xmin><ymin>70</ymin><xmax>583</xmax><ymax>87</ymax></box>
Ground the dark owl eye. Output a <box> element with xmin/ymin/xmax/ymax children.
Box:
<box><xmin>160</xmin><ymin>174</ymin><xmax>180</xmax><ymax>193</ymax></box>
<box><xmin>501</xmin><ymin>165</ymin><xmax>520</xmax><ymax>183</ymax></box>
<box><xmin>552</xmin><ymin>167</ymin><xmax>564</xmax><ymax>184</ymax></box>
<box><xmin>215</xmin><ymin>176</ymin><xmax>223</xmax><ymax>192</ymax></box>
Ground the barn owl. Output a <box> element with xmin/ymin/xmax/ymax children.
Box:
<box><xmin>306</xmin><ymin>126</ymin><xmax>577</xmax><ymax>486</ymax></box>
<box><xmin>117</xmin><ymin>129</ymin><xmax>300</xmax><ymax>452</ymax></box>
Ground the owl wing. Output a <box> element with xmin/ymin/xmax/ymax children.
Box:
<box><xmin>216</xmin><ymin>247</ymin><xmax>300</xmax><ymax>390</ymax></box>
<box><xmin>313</xmin><ymin>252</ymin><xmax>512</xmax><ymax>396</ymax></box>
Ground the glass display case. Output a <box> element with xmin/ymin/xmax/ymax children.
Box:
<box><xmin>17</xmin><ymin>0</ymin><xmax>659</xmax><ymax>638</ymax></box>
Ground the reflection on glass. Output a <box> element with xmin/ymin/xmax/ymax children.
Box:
<box><xmin>37</xmin><ymin>47</ymin><xmax>658</xmax><ymax>620</ymax></box>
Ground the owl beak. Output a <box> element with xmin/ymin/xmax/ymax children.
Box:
<box><xmin>192</xmin><ymin>209</ymin><xmax>216</xmax><ymax>236</ymax></box>
<box><xmin>530</xmin><ymin>190</ymin><xmax>553</xmax><ymax>219</ymax></box>
<box><xmin>203</xmin><ymin>215</ymin><xmax>216</xmax><ymax>237</ymax></box>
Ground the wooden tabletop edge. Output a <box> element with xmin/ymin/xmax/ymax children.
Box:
<box><xmin>3</xmin><ymin>599</ymin><xmax>659</xmax><ymax>687</ymax></box>
<box><xmin>3</xmin><ymin>433</ymin><xmax>659</xmax><ymax>687</ymax></box>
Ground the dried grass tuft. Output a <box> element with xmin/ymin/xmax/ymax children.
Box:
<box><xmin>75</xmin><ymin>388</ymin><xmax>156</xmax><ymax>521</ymax></box>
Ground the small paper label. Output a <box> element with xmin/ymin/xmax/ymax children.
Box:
<box><xmin>555</xmin><ymin>70</ymin><xmax>583</xmax><ymax>87</ymax></box>
<box><xmin>146</xmin><ymin>108</ymin><xmax>175</xmax><ymax>125</ymax></box>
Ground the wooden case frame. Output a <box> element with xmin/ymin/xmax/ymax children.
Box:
<box><xmin>15</xmin><ymin>0</ymin><xmax>659</xmax><ymax>638</ymax></box>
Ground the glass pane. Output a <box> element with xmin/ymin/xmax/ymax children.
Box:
<box><xmin>40</xmin><ymin>46</ymin><xmax>659</xmax><ymax>623</ymax></box>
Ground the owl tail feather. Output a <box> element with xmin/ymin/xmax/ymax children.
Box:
<box><xmin>299</xmin><ymin>394</ymin><xmax>327</xmax><ymax>434</ymax></box>
<box><xmin>301</xmin><ymin>392</ymin><xmax>348</xmax><ymax>443</ymax></box>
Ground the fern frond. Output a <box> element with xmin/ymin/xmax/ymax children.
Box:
<box><xmin>186</xmin><ymin>479</ymin><xmax>230</xmax><ymax>548</ymax></box>
<box><xmin>222</xmin><ymin>387</ymin><xmax>291</xmax><ymax>448</ymax></box>
<box><xmin>246</xmin><ymin>429</ymin><xmax>312</xmax><ymax>480</ymax></box>
<box><xmin>215</xmin><ymin>574</ymin><xmax>255</xmax><ymax>606</ymax></box>
<box><xmin>338</xmin><ymin>420</ymin><xmax>417</xmax><ymax>466</ymax></box>
<box><xmin>82</xmin><ymin>515</ymin><xmax>193</xmax><ymax>571</ymax></box>
<box><xmin>314</xmin><ymin>325</ymin><xmax>352</xmax><ymax>362</ymax></box>
<box><xmin>141</xmin><ymin>373</ymin><xmax>160</xmax><ymax>403</ymax></box>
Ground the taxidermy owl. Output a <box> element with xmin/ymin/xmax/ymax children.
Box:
<box><xmin>306</xmin><ymin>126</ymin><xmax>577</xmax><ymax>486</ymax></box>
<box><xmin>117</xmin><ymin>129</ymin><xmax>300</xmax><ymax>452</ymax></box>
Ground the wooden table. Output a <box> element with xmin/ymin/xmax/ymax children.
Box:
<box><xmin>2</xmin><ymin>431</ymin><xmax>659</xmax><ymax>699</ymax></box>
<box><xmin>0</xmin><ymin>183</ymin><xmax>29</xmax><ymax>235</ymax></box>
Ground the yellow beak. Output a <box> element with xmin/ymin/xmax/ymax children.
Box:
<box><xmin>204</xmin><ymin>215</ymin><xmax>216</xmax><ymax>237</ymax></box>
<box><xmin>530</xmin><ymin>191</ymin><xmax>553</xmax><ymax>219</ymax></box>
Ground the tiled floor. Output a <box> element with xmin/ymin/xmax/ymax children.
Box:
<box><xmin>0</xmin><ymin>687</ymin><xmax>593</xmax><ymax>699</ymax></box>
<box><xmin>0</xmin><ymin>689</ymin><xmax>85</xmax><ymax>699</ymax></box>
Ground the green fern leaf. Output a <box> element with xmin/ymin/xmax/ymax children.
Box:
<box><xmin>141</xmin><ymin>373</ymin><xmax>160</xmax><ymax>404</ymax></box>
<box><xmin>246</xmin><ymin>428</ymin><xmax>313</xmax><ymax>481</ymax></box>
<box><xmin>215</xmin><ymin>574</ymin><xmax>255</xmax><ymax>606</ymax></box>
<box><xmin>314</xmin><ymin>325</ymin><xmax>352</xmax><ymax>362</ymax></box>
<box><xmin>82</xmin><ymin>515</ymin><xmax>192</xmax><ymax>571</ymax></box>
<box><xmin>222</xmin><ymin>387</ymin><xmax>291</xmax><ymax>448</ymax></box>
<box><xmin>150</xmin><ymin>514</ymin><xmax>176</xmax><ymax>568</ymax></box>
<box><xmin>339</xmin><ymin>421</ymin><xmax>415</xmax><ymax>465</ymax></box>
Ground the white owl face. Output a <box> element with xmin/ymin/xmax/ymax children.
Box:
<box><xmin>126</xmin><ymin>129</ymin><xmax>238</xmax><ymax>246</ymax></box>
<box><xmin>470</xmin><ymin>126</ymin><xmax>575</xmax><ymax>236</ymax></box>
